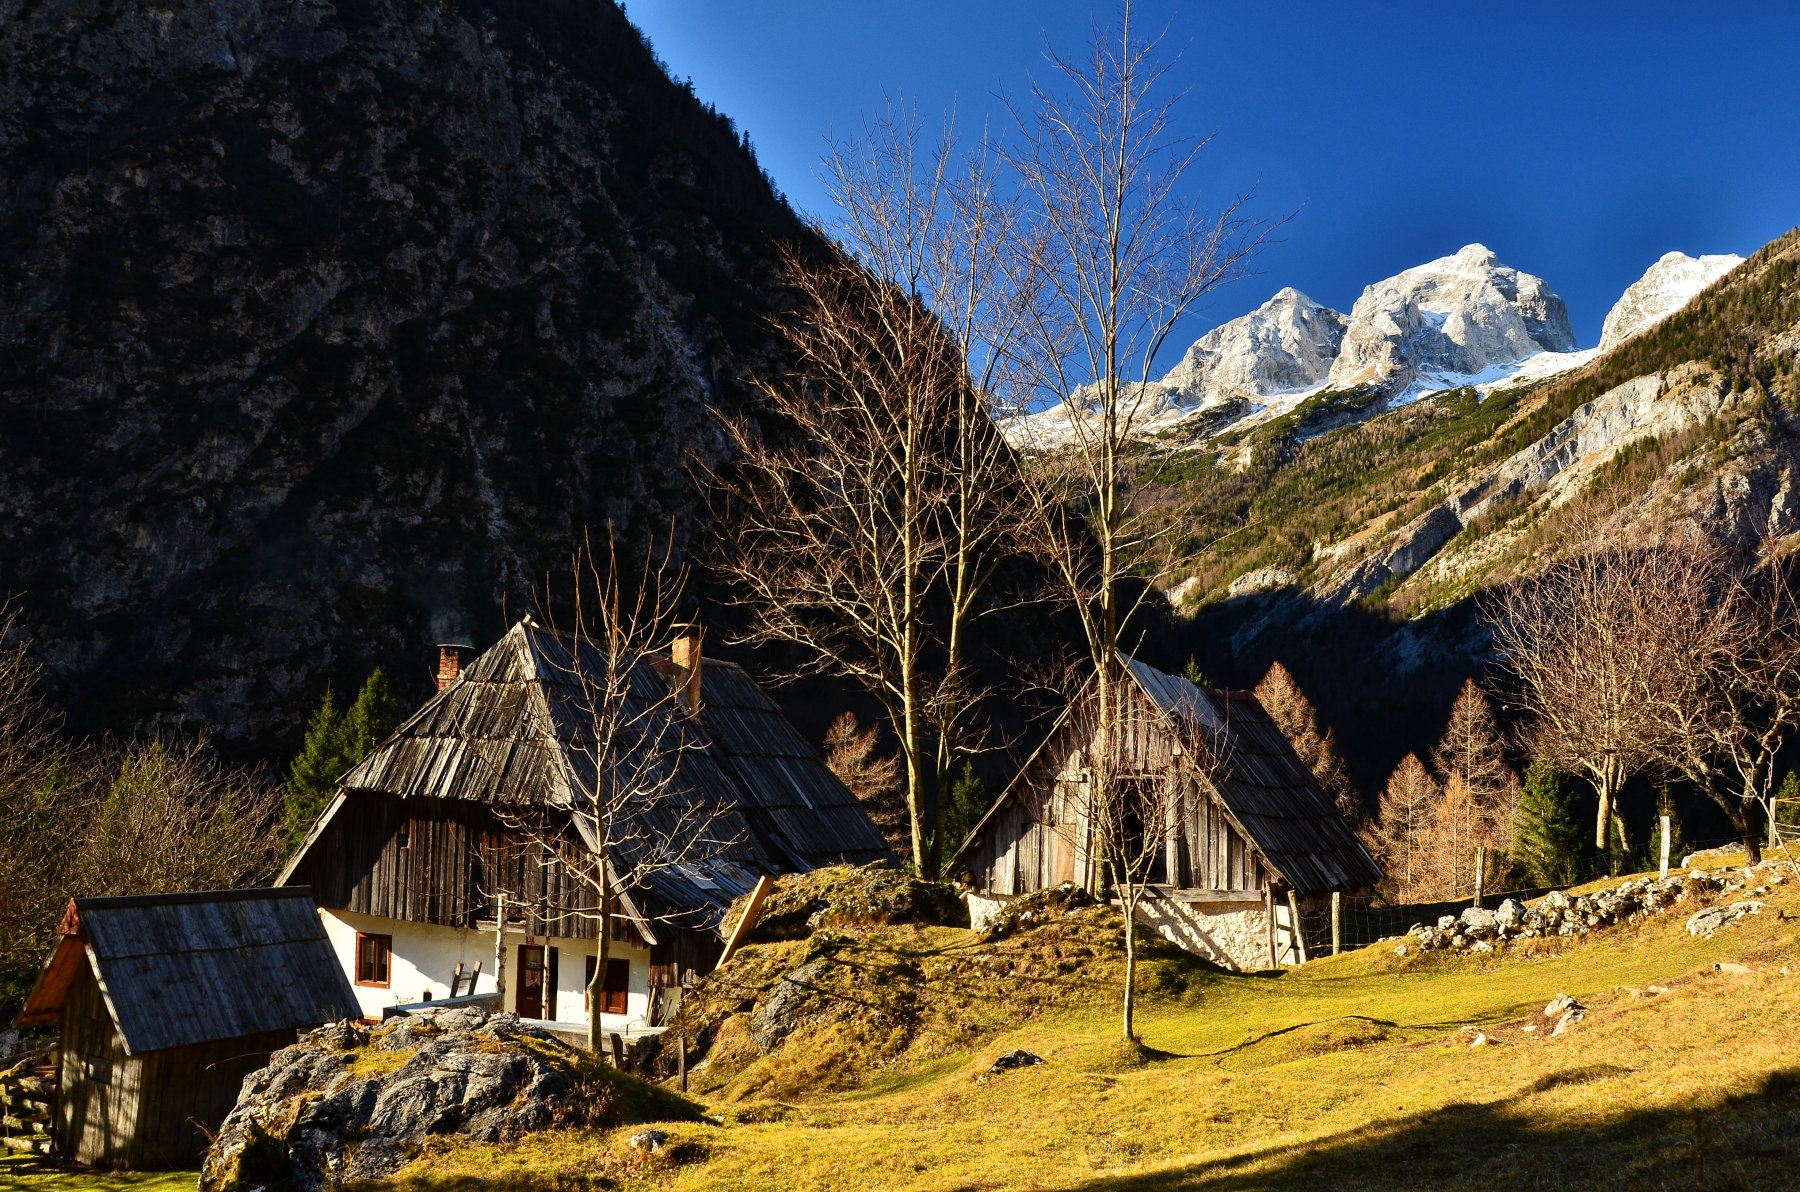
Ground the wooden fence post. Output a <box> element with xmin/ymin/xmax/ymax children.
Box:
<box><xmin>1474</xmin><ymin>847</ymin><xmax>1486</xmax><ymax>910</ymax></box>
<box><xmin>678</xmin><ymin>1034</ymin><xmax>688</xmax><ymax>1093</ymax></box>
<box><xmin>1331</xmin><ymin>891</ymin><xmax>1342</xmax><ymax>956</ymax></box>
<box><xmin>1660</xmin><ymin>815</ymin><xmax>1672</xmax><ymax>879</ymax></box>
<box><xmin>1286</xmin><ymin>889</ymin><xmax>1308</xmax><ymax>964</ymax></box>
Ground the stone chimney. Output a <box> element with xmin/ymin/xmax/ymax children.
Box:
<box><xmin>670</xmin><ymin>623</ymin><xmax>703</xmax><ymax>716</ymax></box>
<box><xmin>437</xmin><ymin>643</ymin><xmax>470</xmax><ymax>692</ymax></box>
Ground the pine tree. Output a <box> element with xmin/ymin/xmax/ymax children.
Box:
<box><xmin>283</xmin><ymin>669</ymin><xmax>399</xmax><ymax>848</ymax></box>
<box><xmin>1255</xmin><ymin>661</ymin><xmax>1359</xmax><ymax>827</ymax></box>
<box><xmin>1515</xmin><ymin>760</ymin><xmax>1588</xmax><ymax>887</ymax></box>
<box><xmin>1772</xmin><ymin>772</ymin><xmax>1800</xmax><ymax>844</ymax></box>
<box><xmin>1376</xmin><ymin>753</ymin><xmax>1440</xmax><ymax>901</ymax></box>
<box><xmin>940</xmin><ymin>762</ymin><xmax>991</xmax><ymax>866</ymax></box>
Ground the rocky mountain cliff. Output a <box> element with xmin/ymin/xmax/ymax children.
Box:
<box><xmin>1323</xmin><ymin>243</ymin><xmax>1576</xmax><ymax>396</ymax></box>
<box><xmin>1141</xmin><ymin>228</ymin><xmax>1799</xmax><ymax>795</ymax></box>
<box><xmin>1156</xmin><ymin>287</ymin><xmax>1347</xmax><ymax>409</ymax></box>
<box><xmin>1598</xmin><ymin>250</ymin><xmax>1746</xmax><ymax>350</ymax></box>
<box><xmin>0</xmin><ymin>0</ymin><xmax>809</xmax><ymax>745</ymax></box>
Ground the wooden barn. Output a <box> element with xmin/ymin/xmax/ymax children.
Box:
<box><xmin>16</xmin><ymin>887</ymin><xmax>360</xmax><ymax>1169</ymax></box>
<box><xmin>279</xmin><ymin>619</ymin><xmax>892</xmax><ymax>1033</ymax></box>
<box><xmin>950</xmin><ymin>657</ymin><xmax>1383</xmax><ymax>970</ymax></box>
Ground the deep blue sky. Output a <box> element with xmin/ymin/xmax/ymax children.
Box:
<box><xmin>629</xmin><ymin>1</ymin><xmax>1800</xmax><ymax>357</ymax></box>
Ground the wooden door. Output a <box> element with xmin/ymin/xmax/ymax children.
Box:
<box><xmin>547</xmin><ymin>948</ymin><xmax>560</xmax><ymax>1022</ymax></box>
<box><xmin>515</xmin><ymin>945</ymin><xmax>546</xmax><ymax>1019</ymax></box>
<box><xmin>602</xmin><ymin>958</ymin><xmax>630</xmax><ymax>1016</ymax></box>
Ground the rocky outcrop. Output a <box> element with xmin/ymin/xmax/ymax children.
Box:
<box><xmin>1599</xmin><ymin>251</ymin><xmax>1745</xmax><ymax>351</ymax></box>
<box><xmin>0</xmin><ymin>0</ymin><xmax>806</xmax><ymax>744</ymax></box>
<box><xmin>201</xmin><ymin>1007</ymin><xmax>697</xmax><ymax>1192</ymax></box>
<box><xmin>1157</xmin><ymin>288</ymin><xmax>1347</xmax><ymax>409</ymax></box>
<box><xmin>1326</xmin><ymin>244</ymin><xmax>1577</xmax><ymax>396</ymax></box>
<box><xmin>1398</xmin><ymin>866</ymin><xmax>1778</xmax><ymax>956</ymax></box>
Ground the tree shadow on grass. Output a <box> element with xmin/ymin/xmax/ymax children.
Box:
<box><xmin>1014</xmin><ymin>1067</ymin><xmax>1800</xmax><ymax>1192</ymax></box>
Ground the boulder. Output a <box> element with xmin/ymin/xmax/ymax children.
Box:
<box><xmin>751</xmin><ymin>960</ymin><xmax>828</xmax><ymax>1054</ymax></box>
<box><xmin>201</xmin><ymin>1008</ymin><xmax>697</xmax><ymax>1192</ymax></box>
<box><xmin>1493</xmin><ymin>899</ymin><xmax>1523</xmax><ymax>929</ymax></box>
<box><xmin>991</xmin><ymin>1050</ymin><xmax>1046</xmax><ymax>1073</ymax></box>
<box><xmin>629</xmin><ymin>1130</ymin><xmax>669</xmax><ymax>1153</ymax></box>
<box><xmin>1460</xmin><ymin>906</ymin><xmax>1498</xmax><ymax>934</ymax></box>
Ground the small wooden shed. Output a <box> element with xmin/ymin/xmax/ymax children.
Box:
<box><xmin>17</xmin><ymin>887</ymin><xmax>360</xmax><ymax>1169</ymax></box>
<box><xmin>951</xmin><ymin>657</ymin><xmax>1383</xmax><ymax>970</ymax></box>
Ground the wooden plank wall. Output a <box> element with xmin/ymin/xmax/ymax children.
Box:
<box><xmin>300</xmin><ymin>795</ymin><xmax>604</xmax><ymax>939</ymax></box>
<box><xmin>975</xmin><ymin>684</ymin><xmax>1266</xmax><ymax>899</ymax></box>
<box><xmin>56</xmin><ymin>964</ymin><xmax>140</xmax><ymax>1167</ymax></box>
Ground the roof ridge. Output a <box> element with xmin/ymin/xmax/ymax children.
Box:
<box><xmin>74</xmin><ymin>886</ymin><xmax>317</xmax><ymax>911</ymax></box>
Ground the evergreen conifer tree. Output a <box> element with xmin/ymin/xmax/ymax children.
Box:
<box><xmin>1515</xmin><ymin>760</ymin><xmax>1588</xmax><ymax>887</ymax></box>
<box><xmin>941</xmin><ymin>762</ymin><xmax>990</xmax><ymax>864</ymax></box>
<box><xmin>283</xmin><ymin>669</ymin><xmax>399</xmax><ymax>848</ymax></box>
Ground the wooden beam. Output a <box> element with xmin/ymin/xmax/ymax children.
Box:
<box><xmin>1331</xmin><ymin>891</ymin><xmax>1342</xmax><ymax>956</ymax></box>
<box><xmin>715</xmin><ymin>875</ymin><xmax>775</xmax><ymax>971</ymax></box>
<box><xmin>1264</xmin><ymin>884</ymin><xmax>1277</xmax><ymax>969</ymax></box>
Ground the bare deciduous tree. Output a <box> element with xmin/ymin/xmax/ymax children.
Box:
<box><xmin>713</xmin><ymin>103</ymin><xmax>1022</xmax><ymax>877</ymax></box>
<box><xmin>71</xmin><ymin>738</ymin><xmax>281</xmax><ymax>898</ymax></box>
<box><xmin>997</xmin><ymin>5</ymin><xmax>1269</xmax><ymax>1040</ymax></box>
<box><xmin>497</xmin><ymin>532</ymin><xmax>742</xmax><ymax>1049</ymax></box>
<box><xmin>1488</xmin><ymin>535</ymin><xmax>1701</xmax><ymax>875</ymax></box>
<box><xmin>1650</xmin><ymin>552</ymin><xmax>1800</xmax><ymax>865</ymax></box>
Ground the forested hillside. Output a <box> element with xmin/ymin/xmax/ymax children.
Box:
<box><xmin>1140</xmin><ymin>229</ymin><xmax>1800</xmax><ymax>804</ymax></box>
<box><xmin>0</xmin><ymin>0</ymin><xmax>809</xmax><ymax>747</ymax></box>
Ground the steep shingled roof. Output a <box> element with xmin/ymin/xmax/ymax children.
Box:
<box><xmin>1124</xmin><ymin>658</ymin><xmax>1384</xmax><ymax>893</ymax></box>
<box><xmin>17</xmin><ymin>888</ymin><xmax>359</xmax><ymax>1053</ymax></box>
<box><xmin>287</xmin><ymin>621</ymin><xmax>891</xmax><ymax>925</ymax></box>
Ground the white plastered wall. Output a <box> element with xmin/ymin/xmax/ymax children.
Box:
<box><xmin>320</xmin><ymin>909</ymin><xmax>652</xmax><ymax>1028</ymax></box>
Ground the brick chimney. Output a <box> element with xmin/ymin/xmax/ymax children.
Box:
<box><xmin>437</xmin><ymin>643</ymin><xmax>470</xmax><ymax>692</ymax></box>
<box><xmin>670</xmin><ymin>623</ymin><xmax>703</xmax><ymax>716</ymax></box>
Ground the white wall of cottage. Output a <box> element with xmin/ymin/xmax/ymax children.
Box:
<box><xmin>319</xmin><ymin>908</ymin><xmax>652</xmax><ymax>1028</ymax></box>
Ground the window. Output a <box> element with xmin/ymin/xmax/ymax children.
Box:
<box><xmin>355</xmin><ymin>932</ymin><xmax>392</xmax><ymax>987</ymax></box>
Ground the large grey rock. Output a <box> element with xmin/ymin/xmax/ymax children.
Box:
<box><xmin>1460</xmin><ymin>906</ymin><xmax>1498</xmax><ymax>934</ymax></box>
<box><xmin>750</xmin><ymin>960</ymin><xmax>828</xmax><ymax>1054</ymax></box>
<box><xmin>201</xmin><ymin>1008</ymin><xmax>579</xmax><ymax>1192</ymax></box>
<box><xmin>1493</xmin><ymin>899</ymin><xmax>1524</xmax><ymax>929</ymax></box>
<box><xmin>1599</xmin><ymin>251</ymin><xmax>1745</xmax><ymax>351</ymax></box>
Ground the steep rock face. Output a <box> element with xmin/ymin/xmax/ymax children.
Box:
<box><xmin>1325</xmin><ymin>244</ymin><xmax>1577</xmax><ymax>395</ymax></box>
<box><xmin>0</xmin><ymin>0</ymin><xmax>806</xmax><ymax>743</ymax></box>
<box><xmin>1157</xmin><ymin>287</ymin><xmax>1347</xmax><ymax>408</ymax></box>
<box><xmin>1598</xmin><ymin>251</ymin><xmax>1746</xmax><ymax>350</ymax></box>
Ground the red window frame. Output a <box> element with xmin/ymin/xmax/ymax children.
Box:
<box><xmin>355</xmin><ymin>932</ymin><xmax>392</xmax><ymax>987</ymax></box>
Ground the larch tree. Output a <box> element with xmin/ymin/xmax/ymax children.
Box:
<box><xmin>1376</xmin><ymin>753</ymin><xmax>1440</xmax><ymax>902</ymax></box>
<box><xmin>1425</xmin><ymin>679</ymin><xmax>1520</xmax><ymax>894</ymax></box>
<box><xmin>998</xmin><ymin>5</ymin><xmax>1268</xmax><ymax>1040</ymax></box>
<box><xmin>823</xmin><ymin>712</ymin><xmax>905</xmax><ymax>854</ymax></box>
<box><xmin>1254</xmin><ymin>661</ymin><xmax>1359</xmax><ymax>828</ymax></box>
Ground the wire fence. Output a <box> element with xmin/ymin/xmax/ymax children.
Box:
<box><xmin>1294</xmin><ymin>833</ymin><xmax>1795</xmax><ymax>957</ymax></box>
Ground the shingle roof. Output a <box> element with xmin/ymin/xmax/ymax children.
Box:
<box><xmin>314</xmin><ymin>621</ymin><xmax>892</xmax><ymax>923</ymax></box>
<box><xmin>17</xmin><ymin>888</ymin><xmax>360</xmax><ymax>1053</ymax></box>
<box><xmin>1125</xmin><ymin>658</ymin><xmax>1385</xmax><ymax>893</ymax></box>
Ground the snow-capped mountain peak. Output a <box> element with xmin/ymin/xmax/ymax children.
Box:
<box><xmin>1598</xmin><ymin>251</ymin><xmax>1745</xmax><ymax>351</ymax></box>
<box><xmin>1155</xmin><ymin>286</ymin><xmax>1347</xmax><ymax>409</ymax></box>
<box><xmin>1324</xmin><ymin>244</ymin><xmax>1577</xmax><ymax>395</ymax></box>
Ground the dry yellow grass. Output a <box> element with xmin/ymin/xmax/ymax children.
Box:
<box><xmin>389</xmin><ymin>858</ymin><xmax>1800</xmax><ymax>1191</ymax></box>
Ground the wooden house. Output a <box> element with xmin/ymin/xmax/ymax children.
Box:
<box><xmin>950</xmin><ymin>657</ymin><xmax>1382</xmax><ymax>970</ymax></box>
<box><xmin>278</xmin><ymin>619</ymin><xmax>892</xmax><ymax>1033</ymax></box>
<box><xmin>16</xmin><ymin>887</ymin><xmax>360</xmax><ymax>1169</ymax></box>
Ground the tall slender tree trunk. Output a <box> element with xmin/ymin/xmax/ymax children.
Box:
<box><xmin>587</xmin><ymin>865</ymin><xmax>612</xmax><ymax>1052</ymax></box>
